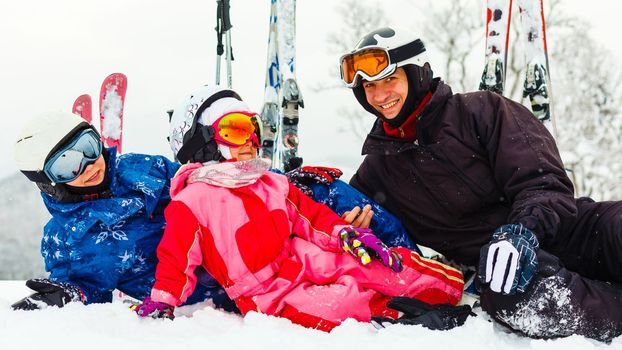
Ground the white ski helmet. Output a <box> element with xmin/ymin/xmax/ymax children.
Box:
<box><xmin>14</xmin><ymin>111</ymin><xmax>92</xmax><ymax>183</ymax></box>
<box><xmin>343</xmin><ymin>27</ymin><xmax>435</xmax><ymax>128</ymax></box>
<box><xmin>169</xmin><ymin>85</ymin><xmax>255</xmax><ymax>163</ymax></box>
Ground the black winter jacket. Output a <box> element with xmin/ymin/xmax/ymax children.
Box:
<box><xmin>350</xmin><ymin>81</ymin><xmax>577</xmax><ymax>265</ymax></box>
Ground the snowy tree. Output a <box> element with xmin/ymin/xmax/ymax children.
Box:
<box><xmin>418</xmin><ymin>0</ymin><xmax>483</xmax><ymax>92</ymax></box>
<box><xmin>553</xmin><ymin>23</ymin><xmax>622</xmax><ymax>199</ymax></box>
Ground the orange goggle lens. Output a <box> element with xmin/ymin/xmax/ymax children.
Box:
<box><xmin>214</xmin><ymin>112</ymin><xmax>262</xmax><ymax>147</ymax></box>
<box><xmin>341</xmin><ymin>48</ymin><xmax>390</xmax><ymax>85</ymax></box>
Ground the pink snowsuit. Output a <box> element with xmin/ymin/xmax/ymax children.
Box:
<box><xmin>151</xmin><ymin>161</ymin><xmax>464</xmax><ymax>331</ymax></box>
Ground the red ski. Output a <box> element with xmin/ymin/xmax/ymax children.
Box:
<box><xmin>480</xmin><ymin>0</ymin><xmax>513</xmax><ymax>94</ymax></box>
<box><xmin>72</xmin><ymin>94</ymin><xmax>93</xmax><ymax>123</ymax></box>
<box><xmin>99</xmin><ymin>73</ymin><xmax>127</xmax><ymax>153</ymax></box>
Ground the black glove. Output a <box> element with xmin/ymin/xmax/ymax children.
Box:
<box><xmin>285</xmin><ymin>165</ymin><xmax>343</xmax><ymax>197</ymax></box>
<box><xmin>283</xmin><ymin>156</ymin><xmax>304</xmax><ymax>172</ymax></box>
<box><xmin>372</xmin><ymin>296</ymin><xmax>475</xmax><ymax>331</ymax></box>
<box><xmin>12</xmin><ymin>278</ymin><xmax>86</xmax><ymax>311</ymax></box>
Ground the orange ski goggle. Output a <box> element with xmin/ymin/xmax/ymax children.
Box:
<box><xmin>339</xmin><ymin>47</ymin><xmax>395</xmax><ymax>88</ymax></box>
<box><xmin>212</xmin><ymin>111</ymin><xmax>262</xmax><ymax>147</ymax></box>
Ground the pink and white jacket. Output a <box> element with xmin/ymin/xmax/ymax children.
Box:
<box><xmin>151</xmin><ymin>159</ymin><xmax>464</xmax><ymax>331</ymax></box>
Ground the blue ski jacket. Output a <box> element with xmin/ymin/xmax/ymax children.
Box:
<box><xmin>40</xmin><ymin>149</ymin><xmax>180</xmax><ymax>303</ymax></box>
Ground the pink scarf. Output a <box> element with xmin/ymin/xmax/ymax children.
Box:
<box><xmin>187</xmin><ymin>158</ymin><xmax>271</xmax><ymax>188</ymax></box>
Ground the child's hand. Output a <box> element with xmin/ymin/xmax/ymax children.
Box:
<box><xmin>11</xmin><ymin>278</ymin><xmax>86</xmax><ymax>310</ymax></box>
<box><xmin>131</xmin><ymin>297</ymin><xmax>175</xmax><ymax>320</ymax></box>
<box><xmin>341</xmin><ymin>204</ymin><xmax>373</xmax><ymax>228</ymax></box>
<box><xmin>286</xmin><ymin>165</ymin><xmax>343</xmax><ymax>197</ymax></box>
<box><xmin>339</xmin><ymin>227</ymin><xmax>403</xmax><ymax>272</ymax></box>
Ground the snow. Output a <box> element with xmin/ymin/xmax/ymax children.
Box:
<box><xmin>101</xmin><ymin>86</ymin><xmax>123</xmax><ymax>140</ymax></box>
<box><xmin>1</xmin><ymin>281</ymin><xmax>618</xmax><ymax>350</ymax></box>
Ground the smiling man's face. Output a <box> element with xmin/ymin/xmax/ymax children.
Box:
<box><xmin>362</xmin><ymin>67</ymin><xmax>409</xmax><ymax>119</ymax></box>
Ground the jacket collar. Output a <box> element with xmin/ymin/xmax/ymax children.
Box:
<box><xmin>361</xmin><ymin>79</ymin><xmax>452</xmax><ymax>156</ymax></box>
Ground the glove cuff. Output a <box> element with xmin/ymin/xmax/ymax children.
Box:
<box><xmin>493</xmin><ymin>224</ymin><xmax>539</xmax><ymax>249</ymax></box>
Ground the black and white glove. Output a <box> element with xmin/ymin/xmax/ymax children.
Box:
<box><xmin>11</xmin><ymin>278</ymin><xmax>86</xmax><ymax>311</ymax></box>
<box><xmin>478</xmin><ymin>224</ymin><xmax>539</xmax><ymax>295</ymax></box>
<box><xmin>372</xmin><ymin>296</ymin><xmax>474</xmax><ymax>330</ymax></box>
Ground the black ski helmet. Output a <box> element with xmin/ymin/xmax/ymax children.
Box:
<box><xmin>343</xmin><ymin>27</ymin><xmax>434</xmax><ymax>128</ymax></box>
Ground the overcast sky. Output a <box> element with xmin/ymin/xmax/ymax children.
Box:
<box><xmin>0</xmin><ymin>0</ymin><xmax>618</xmax><ymax>180</ymax></box>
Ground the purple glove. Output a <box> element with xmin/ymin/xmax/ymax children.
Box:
<box><xmin>131</xmin><ymin>297</ymin><xmax>175</xmax><ymax>320</ymax></box>
<box><xmin>339</xmin><ymin>227</ymin><xmax>403</xmax><ymax>272</ymax></box>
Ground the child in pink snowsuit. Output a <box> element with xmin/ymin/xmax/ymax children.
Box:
<box><xmin>135</xmin><ymin>86</ymin><xmax>464</xmax><ymax>331</ymax></box>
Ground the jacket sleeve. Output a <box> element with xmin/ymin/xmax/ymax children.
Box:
<box><xmin>149</xmin><ymin>155</ymin><xmax>182</xmax><ymax>180</ymax></box>
<box><xmin>475</xmin><ymin>93</ymin><xmax>576</xmax><ymax>244</ymax></box>
<box><xmin>151</xmin><ymin>200</ymin><xmax>204</xmax><ymax>306</ymax></box>
<box><xmin>116</xmin><ymin>153</ymin><xmax>181</xmax><ymax>217</ymax></box>
<box><xmin>285</xmin><ymin>182</ymin><xmax>350</xmax><ymax>253</ymax></box>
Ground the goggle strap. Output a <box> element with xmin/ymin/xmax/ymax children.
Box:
<box><xmin>387</xmin><ymin>39</ymin><xmax>426</xmax><ymax>66</ymax></box>
<box><xmin>44</xmin><ymin>123</ymin><xmax>94</xmax><ymax>164</ymax></box>
<box><xmin>21</xmin><ymin>169</ymin><xmax>51</xmax><ymax>184</ymax></box>
<box><xmin>177</xmin><ymin>125</ymin><xmax>217</xmax><ymax>163</ymax></box>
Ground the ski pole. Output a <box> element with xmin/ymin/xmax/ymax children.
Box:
<box><xmin>225</xmin><ymin>25</ymin><xmax>233</xmax><ymax>88</ymax></box>
<box><xmin>222</xmin><ymin>0</ymin><xmax>233</xmax><ymax>88</ymax></box>
<box><xmin>215</xmin><ymin>0</ymin><xmax>233</xmax><ymax>87</ymax></box>
<box><xmin>215</xmin><ymin>0</ymin><xmax>224</xmax><ymax>85</ymax></box>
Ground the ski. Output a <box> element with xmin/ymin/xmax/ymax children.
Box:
<box><xmin>99</xmin><ymin>73</ymin><xmax>127</xmax><ymax>153</ymax></box>
<box><xmin>259</xmin><ymin>0</ymin><xmax>303</xmax><ymax>170</ymax></box>
<box><xmin>480</xmin><ymin>0</ymin><xmax>513</xmax><ymax>94</ymax></box>
<box><xmin>72</xmin><ymin>94</ymin><xmax>93</xmax><ymax>124</ymax></box>
<box><xmin>259</xmin><ymin>0</ymin><xmax>281</xmax><ymax>167</ymax></box>
<box><xmin>277</xmin><ymin>0</ymin><xmax>303</xmax><ymax>171</ymax></box>
<box><xmin>517</xmin><ymin>0</ymin><xmax>551</xmax><ymax>122</ymax></box>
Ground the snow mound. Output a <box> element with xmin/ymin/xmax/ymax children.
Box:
<box><xmin>0</xmin><ymin>282</ymin><xmax>617</xmax><ymax>350</ymax></box>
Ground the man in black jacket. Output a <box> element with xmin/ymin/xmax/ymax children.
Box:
<box><xmin>340</xmin><ymin>26</ymin><xmax>622</xmax><ymax>342</ymax></box>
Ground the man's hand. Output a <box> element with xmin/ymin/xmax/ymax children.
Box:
<box><xmin>341</xmin><ymin>204</ymin><xmax>373</xmax><ymax>228</ymax></box>
<box><xmin>478</xmin><ymin>224</ymin><xmax>539</xmax><ymax>295</ymax></box>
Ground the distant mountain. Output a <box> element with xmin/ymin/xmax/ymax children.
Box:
<box><xmin>0</xmin><ymin>172</ymin><xmax>48</xmax><ymax>279</ymax></box>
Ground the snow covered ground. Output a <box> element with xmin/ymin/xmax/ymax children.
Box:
<box><xmin>0</xmin><ymin>281</ymin><xmax>619</xmax><ymax>349</ymax></box>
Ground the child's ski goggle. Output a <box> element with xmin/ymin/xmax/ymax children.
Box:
<box><xmin>339</xmin><ymin>47</ymin><xmax>396</xmax><ymax>88</ymax></box>
<box><xmin>43</xmin><ymin>128</ymin><xmax>103</xmax><ymax>184</ymax></box>
<box><xmin>211</xmin><ymin>111</ymin><xmax>262</xmax><ymax>147</ymax></box>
